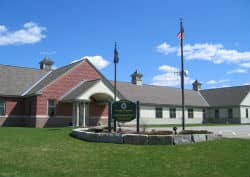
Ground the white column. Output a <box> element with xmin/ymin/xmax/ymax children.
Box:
<box><xmin>76</xmin><ymin>102</ymin><xmax>79</xmax><ymax>127</ymax></box>
<box><xmin>83</xmin><ymin>102</ymin><xmax>86</xmax><ymax>127</ymax></box>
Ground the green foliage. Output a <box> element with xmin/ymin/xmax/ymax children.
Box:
<box><xmin>0</xmin><ymin>127</ymin><xmax>249</xmax><ymax>177</ymax></box>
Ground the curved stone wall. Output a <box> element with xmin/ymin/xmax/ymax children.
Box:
<box><xmin>71</xmin><ymin>128</ymin><xmax>222</xmax><ymax>145</ymax></box>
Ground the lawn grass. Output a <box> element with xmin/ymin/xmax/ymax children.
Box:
<box><xmin>0</xmin><ymin>127</ymin><xmax>249</xmax><ymax>177</ymax></box>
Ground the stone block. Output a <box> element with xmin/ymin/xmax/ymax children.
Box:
<box><xmin>148</xmin><ymin>135</ymin><xmax>173</xmax><ymax>145</ymax></box>
<box><xmin>98</xmin><ymin>133</ymin><xmax>123</xmax><ymax>144</ymax></box>
<box><xmin>71</xmin><ymin>130</ymin><xmax>79</xmax><ymax>138</ymax></box>
<box><xmin>206</xmin><ymin>134</ymin><xmax>222</xmax><ymax>141</ymax></box>
<box><xmin>173</xmin><ymin>135</ymin><xmax>192</xmax><ymax>145</ymax></box>
<box><xmin>192</xmin><ymin>134</ymin><xmax>207</xmax><ymax>143</ymax></box>
<box><xmin>82</xmin><ymin>131</ymin><xmax>99</xmax><ymax>142</ymax></box>
<box><xmin>123</xmin><ymin>134</ymin><xmax>148</xmax><ymax>145</ymax></box>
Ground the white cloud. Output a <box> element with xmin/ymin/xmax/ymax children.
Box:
<box><xmin>156</xmin><ymin>42</ymin><xmax>250</xmax><ymax>65</ymax></box>
<box><xmin>52</xmin><ymin>65</ymin><xmax>57</xmax><ymax>70</ymax></box>
<box><xmin>72</xmin><ymin>55</ymin><xmax>110</xmax><ymax>70</ymax></box>
<box><xmin>156</xmin><ymin>42</ymin><xmax>178</xmax><ymax>55</ymax></box>
<box><xmin>240</xmin><ymin>62</ymin><xmax>250</xmax><ymax>68</ymax></box>
<box><xmin>84</xmin><ymin>56</ymin><xmax>110</xmax><ymax>70</ymax></box>
<box><xmin>0</xmin><ymin>25</ymin><xmax>7</xmax><ymax>33</ymax></box>
<box><xmin>151</xmin><ymin>64</ymin><xmax>193</xmax><ymax>87</ymax></box>
<box><xmin>227</xmin><ymin>68</ymin><xmax>247</xmax><ymax>74</ymax></box>
<box><xmin>158</xmin><ymin>65</ymin><xmax>179</xmax><ymax>72</ymax></box>
<box><xmin>205</xmin><ymin>79</ymin><xmax>230</xmax><ymax>85</ymax></box>
<box><xmin>243</xmin><ymin>82</ymin><xmax>250</xmax><ymax>85</ymax></box>
<box><xmin>221</xmin><ymin>85</ymin><xmax>231</xmax><ymax>88</ymax></box>
<box><xmin>0</xmin><ymin>22</ymin><xmax>46</xmax><ymax>46</ymax></box>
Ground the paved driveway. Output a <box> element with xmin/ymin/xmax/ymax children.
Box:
<box><xmin>148</xmin><ymin>125</ymin><xmax>250</xmax><ymax>139</ymax></box>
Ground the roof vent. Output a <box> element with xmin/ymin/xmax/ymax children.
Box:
<box><xmin>131</xmin><ymin>70</ymin><xmax>143</xmax><ymax>86</ymax></box>
<box><xmin>192</xmin><ymin>80</ymin><xmax>202</xmax><ymax>91</ymax></box>
<box><xmin>39</xmin><ymin>56</ymin><xmax>54</xmax><ymax>70</ymax></box>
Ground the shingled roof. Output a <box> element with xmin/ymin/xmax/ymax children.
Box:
<box><xmin>0</xmin><ymin>64</ymin><xmax>48</xmax><ymax>96</ymax></box>
<box><xmin>200</xmin><ymin>85</ymin><xmax>250</xmax><ymax>107</ymax></box>
<box><xmin>112</xmin><ymin>81</ymin><xmax>209</xmax><ymax>107</ymax></box>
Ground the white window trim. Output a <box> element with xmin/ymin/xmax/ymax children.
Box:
<box><xmin>47</xmin><ymin>99</ymin><xmax>56</xmax><ymax>117</ymax></box>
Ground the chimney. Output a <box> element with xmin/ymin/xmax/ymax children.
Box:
<box><xmin>131</xmin><ymin>70</ymin><xmax>143</xmax><ymax>86</ymax></box>
<box><xmin>39</xmin><ymin>56</ymin><xmax>54</xmax><ymax>70</ymax></box>
<box><xmin>192</xmin><ymin>80</ymin><xmax>202</xmax><ymax>91</ymax></box>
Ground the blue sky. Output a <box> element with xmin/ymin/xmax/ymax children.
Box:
<box><xmin>0</xmin><ymin>0</ymin><xmax>249</xmax><ymax>89</ymax></box>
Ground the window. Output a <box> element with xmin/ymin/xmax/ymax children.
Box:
<box><xmin>170</xmin><ymin>108</ymin><xmax>176</xmax><ymax>118</ymax></box>
<box><xmin>202</xmin><ymin>109</ymin><xmax>206</xmax><ymax>119</ymax></box>
<box><xmin>155</xmin><ymin>107</ymin><xmax>163</xmax><ymax>118</ymax></box>
<box><xmin>246</xmin><ymin>109</ymin><xmax>249</xmax><ymax>118</ymax></box>
<box><xmin>48</xmin><ymin>99</ymin><xmax>56</xmax><ymax>116</ymax></box>
<box><xmin>228</xmin><ymin>108</ymin><xmax>233</xmax><ymax>119</ymax></box>
<box><xmin>188</xmin><ymin>109</ymin><xmax>194</xmax><ymax>118</ymax></box>
<box><xmin>0</xmin><ymin>99</ymin><xmax>5</xmax><ymax>115</ymax></box>
<box><xmin>215</xmin><ymin>109</ymin><xmax>220</xmax><ymax>119</ymax></box>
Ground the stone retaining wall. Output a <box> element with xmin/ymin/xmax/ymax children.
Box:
<box><xmin>71</xmin><ymin>128</ymin><xmax>222</xmax><ymax>145</ymax></box>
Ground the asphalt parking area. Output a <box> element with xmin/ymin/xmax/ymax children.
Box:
<box><xmin>152</xmin><ymin>125</ymin><xmax>250</xmax><ymax>139</ymax></box>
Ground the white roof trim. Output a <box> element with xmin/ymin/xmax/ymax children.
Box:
<box><xmin>21</xmin><ymin>71</ymin><xmax>52</xmax><ymax>96</ymax></box>
<box><xmin>77</xmin><ymin>80</ymin><xmax>115</xmax><ymax>100</ymax></box>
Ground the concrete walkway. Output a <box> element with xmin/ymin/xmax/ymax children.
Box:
<box><xmin>147</xmin><ymin>125</ymin><xmax>250</xmax><ymax>139</ymax></box>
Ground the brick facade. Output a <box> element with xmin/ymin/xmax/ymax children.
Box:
<box><xmin>5</xmin><ymin>98</ymin><xmax>25</xmax><ymax>116</ymax></box>
<box><xmin>36</xmin><ymin>61</ymin><xmax>101</xmax><ymax>116</ymax></box>
<box><xmin>89</xmin><ymin>100</ymin><xmax>108</xmax><ymax>118</ymax></box>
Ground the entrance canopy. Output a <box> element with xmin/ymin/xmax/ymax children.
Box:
<box><xmin>60</xmin><ymin>79</ymin><xmax>122</xmax><ymax>127</ymax></box>
<box><xmin>60</xmin><ymin>79</ymin><xmax>121</xmax><ymax>102</ymax></box>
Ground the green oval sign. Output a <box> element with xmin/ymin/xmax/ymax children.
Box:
<box><xmin>112</xmin><ymin>100</ymin><xmax>136</xmax><ymax>122</ymax></box>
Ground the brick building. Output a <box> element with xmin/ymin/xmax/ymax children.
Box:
<box><xmin>0</xmin><ymin>57</ymin><xmax>249</xmax><ymax>127</ymax></box>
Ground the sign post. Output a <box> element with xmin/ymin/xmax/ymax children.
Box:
<box><xmin>108</xmin><ymin>101</ymin><xmax>112</xmax><ymax>133</ymax></box>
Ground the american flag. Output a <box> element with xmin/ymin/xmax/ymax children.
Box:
<box><xmin>177</xmin><ymin>24</ymin><xmax>184</xmax><ymax>39</ymax></box>
<box><xmin>114</xmin><ymin>43</ymin><xmax>119</xmax><ymax>64</ymax></box>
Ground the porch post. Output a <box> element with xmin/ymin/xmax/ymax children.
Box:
<box><xmin>76</xmin><ymin>102</ymin><xmax>79</xmax><ymax>127</ymax></box>
<box><xmin>83</xmin><ymin>102</ymin><xmax>86</xmax><ymax>127</ymax></box>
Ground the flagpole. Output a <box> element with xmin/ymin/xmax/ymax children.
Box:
<box><xmin>113</xmin><ymin>42</ymin><xmax>118</xmax><ymax>131</ymax></box>
<box><xmin>180</xmin><ymin>18</ymin><xmax>185</xmax><ymax>131</ymax></box>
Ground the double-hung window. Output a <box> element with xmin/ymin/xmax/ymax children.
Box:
<box><xmin>155</xmin><ymin>107</ymin><xmax>163</xmax><ymax>118</ymax></box>
<box><xmin>170</xmin><ymin>108</ymin><xmax>176</xmax><ymax>118</ymax></box>
<box><xmin>228</xmin><ymin>108</ymin><xmax>233</xmax><ymax>119</ymax></box>
<box><xmin>215</xmin><ymin>109</ymin><xmax>220</xmax><ymax>119</ymax></box>
<box><xmin>188</xmin><ymin>109</ymin><xmax>194</xmax><ymax>118</ymax></box>
<box><xmin>0</xmin><ymin>99</ymin><xmax>5</xmax><ymax>116</ymax></box>
<box><xmin>48</xmin><ymin>99</ymin><xmax>56</xmax><ymax>116</ymax></box>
